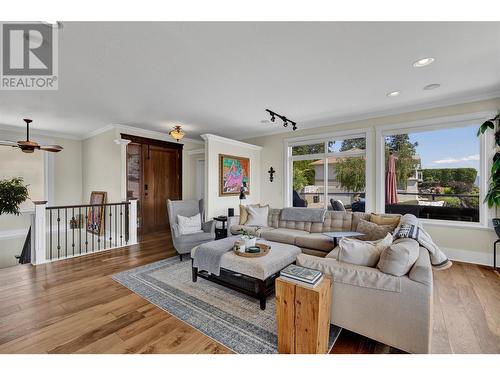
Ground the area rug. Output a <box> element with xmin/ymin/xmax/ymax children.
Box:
<box><xmin>112</xmin><ymin>257</ymin><xmax>341</xmax><ymax>354</ymax></box>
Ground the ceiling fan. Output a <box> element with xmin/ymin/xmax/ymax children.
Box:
<box><xmin>0</xmin><ymin>119</ymin><xmax>63</xmax><ymax>153</ymax></box>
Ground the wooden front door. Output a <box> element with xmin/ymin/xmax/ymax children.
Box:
<box><xmin>124</xmin><ymin>134</ymin><xmax>183</xmax><ymax>235</ymax></box>
<box><xmin>142</xmin><ymin>145</ymin><xmax>181</xmax><ymax>233</ymax></box>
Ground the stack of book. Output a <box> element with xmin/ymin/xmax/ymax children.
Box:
<box><xmin>280</xmin><ymin>264</ymin><xmax>323</xmax><ymax>287</ymax></box>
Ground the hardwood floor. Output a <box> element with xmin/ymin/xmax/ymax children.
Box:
<box><xmin>0</xmin><ymin>231</ymin><xmax>498</xmax><ymax>354</ymax></box>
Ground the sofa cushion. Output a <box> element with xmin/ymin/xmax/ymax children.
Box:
<box><xmin>325</xmin><ymin>246</ymin><xmax>340</xmax><ymax>260</ymax></box>
<box><xmin>356</xmin><ymin>219</ymin><xmax>395</xmax><ymax>241</ymax></box>
<box><xmin>296</xmin><ymin>253</ymin><xmax>401</xmax><ymax>292</ymax></box>
<box><xmin>310</xmin><ymin>211</ymin><xmax>353</xmax><ymax>233</ymax></box>
<box><xmin>246</xmin><ymin>205</ymin><xmax>269</xmax><ymax>227</ymax></box>
<box><xmin>260</xmin><ymin>228</ymin><xmax>309</xmax><ymax>245</ymax></box>
<box><xmin>370</xmin><ymin>213</ymin><xmax>400</xmax><ymax>227</ymax></box>
<box><xmin>377</xmin><ymin>238</ymin><xmax>420</xmax><ymax>276</ymax></box>
<box><xmin>295</xmin><ymin>233</ymin><xmax>335</xmax><ymax>252</ymax></box>
<box><xmin>338</xmin><ymin>233</ymin><xmax>393</xmax><ymax>267</ymax></box>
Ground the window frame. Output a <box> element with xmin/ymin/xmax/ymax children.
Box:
<box><xmin>375</xmin><ymin>112</ymin><xmax>496</xmax><ymax>229</ymax></box>
<box><xmin>283</xmin><ymin>128</ymin><xmax>373</xmax><ymax>211</ymax></box>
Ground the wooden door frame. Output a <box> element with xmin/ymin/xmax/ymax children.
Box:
<box><xmin>122</xmin><ymin>133</ymin><xmax>183</xmax><ymax>234</ymax></box>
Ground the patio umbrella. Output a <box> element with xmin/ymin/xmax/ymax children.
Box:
<box><xmin>386</xmin><ymin>153</ymin><xmax>398</xmax><ymax>205</ymax></box>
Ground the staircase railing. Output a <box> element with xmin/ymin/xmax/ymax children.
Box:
<box><xmin>30</xmin><ymin>199</ymin><xmax>138</xmax><ymax>265</ymax></box>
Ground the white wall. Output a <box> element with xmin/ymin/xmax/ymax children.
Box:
<box><xmin>82</xmin><ymin>129</ymin><xmax>122</xmax><ymax>203</ymax></box>
<box><xmin>202</xmin><ymin>134</ymin><xmax>262</xmax><ymax>218</ymax></box>
<box><xmin>245</xmin><ymin>97</ymin><xmax>500</xmax><ymax>265</ymax></box>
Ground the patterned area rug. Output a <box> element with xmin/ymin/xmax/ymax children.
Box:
<box><xmin>113</xmin><ymin>257</ymin><xmax>341</xmax><ymax>354</ymax></box>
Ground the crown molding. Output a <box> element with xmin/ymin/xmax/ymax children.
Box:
<box><xmin>201</xmin><ymin>133</ymin><xmax>263</xmax><ymax>151</ymax></box>
<box><xmin>82</xmin><ymin>124</ymin><xmax>115</xmax><ymax>139</ymax></box>
<box><xmin>238</xmin><ymin>91</ymin><xmax>500</xmax><ymax>141</ymax></box>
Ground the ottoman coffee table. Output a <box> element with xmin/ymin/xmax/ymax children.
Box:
<box><xmin>191</xmin><ymin>240</ymin><xmax>301</xmax><ymax>310</ymax></box>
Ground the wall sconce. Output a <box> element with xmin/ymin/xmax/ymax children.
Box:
<box><xmin>268</xmin><ymin>167</ymin><xmax>275</xmax><ymax>182</ymax></box>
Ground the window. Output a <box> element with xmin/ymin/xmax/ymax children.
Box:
<box><xmin>288</xmin><ymin>133</ymin><xmax>368</xmax><ymax>212</ymax></box>
<box><xmin>382</xmin><ymin>124</ymin><xmax>482</xmax><ymax>223</ymax></box>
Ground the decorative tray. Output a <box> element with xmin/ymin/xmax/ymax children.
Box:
<box><xmin>233</xmin><ymin>243</ymin><xmax>270</xmax><ymax>258</ymax></box>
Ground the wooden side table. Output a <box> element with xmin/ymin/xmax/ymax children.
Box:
<box><xmin>275</xmin><ymin>276</ymin><xmax>332</xmax><ymax>354</ymax></box>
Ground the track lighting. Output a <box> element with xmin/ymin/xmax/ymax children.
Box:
<box><xmin>265</xmin><ymin>109</ymin><xmax>297</xmax><ymax>131</ymax></box>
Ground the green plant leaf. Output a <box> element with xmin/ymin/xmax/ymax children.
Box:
<box><xmin>477</xmin><ymin>120</ymin><xmax>495</xmax><ymax>136</ymax></box>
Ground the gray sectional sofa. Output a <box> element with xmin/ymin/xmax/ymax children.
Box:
<box><xmin>229</xmin><ymin>209</ymin><xmax>372</xmax><ymax>257</ymax></box>
<box><xmin>228</xmin><ymin>208</ymin><xmax>433</xmax><ymax>353</ymax></box>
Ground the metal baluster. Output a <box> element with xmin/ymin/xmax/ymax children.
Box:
<box><xmin>120</xmin><ymin>204</ymin><xmax>123</xmax><ymax>246</ymax></box>
<box><xmin>65</xmin><ymin>208</ymin><xmax>68</xmax><ymax>258</ymax></box>
<box><xmin>91</xmin><ymin>206</ymin><xmax>95</xmax><ymax>252</ymax></box>
<box><xmin>85</xmin><ymin>207</ymin><xmax>88</xmax><ymax>253</ymax></box>
<box><xmin>115</xmin><ymin>205</ymin><xmax>117</xmax><ymax>247</ymax></box>
<box><xmin>125</xmin><ymin>202</ymin><xmax>129</xmax><ymax>244</ymax></box>
<box><xmin>57</xmin><ymin>209</ymin><xmax>61</xmax><ymax>259</ymax></box>
<box><xmin>49</xmin><ymin>209</ymin><xmax>53</xmax><ymax>260</ymax></box>
<box><xmin>97</xmin><ymin>205</ymin><xmax>101</xmax><ymax>251</ymax></box>
<box><xmin>109</xmin><ymin>207</ymin><xmax>113</xmax><ymax>247</ymax></box>
<box><xmin>79</xmin><ymin>206</ymin><xmax>82</xmax><ymax>255</ymax></box>
<box><xmin>72</xmin><ymin>208</ymin><xmax>75</xmax><ymax>256</ymax></box>
<box><xmin>103</xmin><ymin>205</ymin><xmax>106</xmax><ymax>249</ymax></box>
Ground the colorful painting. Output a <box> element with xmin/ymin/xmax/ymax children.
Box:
<box><xmin>87</xmin><ymin>191</ymin><xmax>107</xmax><ymax>235</ymax></box>
<box><xmin>219</xmin><ymin>154</ymin><xmax>250</xmax><ymax>196</ymax></box>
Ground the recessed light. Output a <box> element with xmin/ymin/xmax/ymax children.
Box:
<box><xmin>413</xmin><ymin>57</ymin><xmax>435</xmax><ymax>68</ymax></box>
<box><xmin>386</xmin><ymin>91</ymin><xmax>401</xmax><ymax>97</ymax></box>
<box><xmin>423</xmin><ymin>83</ymin><xmax>441</xmax><ymax>90</ymax></box>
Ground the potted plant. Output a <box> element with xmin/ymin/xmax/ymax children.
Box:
<box><xmin>240</xmin><ymin>228</ymin><xmax>257</xmax><ymax>247</ymax></box>
<box><xmin>0</xmin><ymin>177</ymin><xmax>29</xmax><ymax>216</ymax></box>
<box><xmin>477</xmin><ymin>113</ymin><xmax>500</xmax><ymax>237</ymax></box>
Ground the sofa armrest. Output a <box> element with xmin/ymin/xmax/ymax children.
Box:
<box><xmin>202</xmin><ymin>220</ymin><xmax>216</xmax><ymax>235</ymax></box>
<box><xmin>227</xmin><ymin>216</ymin><xmax>240</xmax><ymax>235</ymax></box>
<box><xmin>296</xmin><ymin>253</ymin><xmax>401</xmax><ymax>293</ymax></box>
<box><xmin>408</xmin><ymin>247</ymin><xmax>433</xmax><ymax>286</ymax></box>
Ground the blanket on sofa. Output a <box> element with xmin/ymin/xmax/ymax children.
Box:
<box><xmin>394</xmin><ymin>214</ymin><xmax>452</xmax><ymax>270</ymax></box>
<box><xmin>192</xmin><ymin>236</ymin><xmax>238</xmax><ymax>276</ymax></box>
<box><xmin>281</xmin><ymin>207</ymin><xmax>326</xmax><ymax>223</ymax></box>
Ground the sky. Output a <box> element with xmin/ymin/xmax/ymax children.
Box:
<box><xmin>387</xmin><ymin>124</ymin><xmax>480</xmax><ymax>172</ymax></box>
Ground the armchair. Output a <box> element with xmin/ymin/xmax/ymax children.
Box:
<box><xmin>167</xmin><ymin>199</ymin><xmax>215</xmax><ymax>260</ymax></box>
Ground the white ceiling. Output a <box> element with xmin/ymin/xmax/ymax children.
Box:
<box><xmin>1</xmin><ymin>22</ymin><xmax>499</xmax><ymax>141</ymax></box>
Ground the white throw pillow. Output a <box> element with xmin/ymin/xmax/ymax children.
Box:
<box><xmin>177</xmin><ymin>213</ymin><xmax>202</xmax><ymax>235</ymax></box>
<box><xmin>245</xmin><ymin>205</ymin><xmax>269</xmax><ymax>227</ymax></box>
<box><xmin>377</xmin><ymin>238</ymin><xmax>420</xmax><ymax>276</ymax></box>
<box><xmin>338</xmin><ymin>233</ymin><xmax>393</xmax><ymax>267</ymax></box>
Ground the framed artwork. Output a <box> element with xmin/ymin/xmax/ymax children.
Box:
<box><xmin>87</xmin><ymin>191</ymin><xmax>107</xmax><ymax>235</ymax></box>
<box><xmin>219</xmin><ymin>154</ymin><xmax>250</xmax><ymax>196</ymax></box>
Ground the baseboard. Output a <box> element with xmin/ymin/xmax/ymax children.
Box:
<box><xmin>441</xmin><ymin>247</ymin><xmax>493</xmax><ymax>267</ymax></box>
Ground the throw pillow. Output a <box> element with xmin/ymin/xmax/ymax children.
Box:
<box><xmin>377</xmin><ymin>238</ymin><xmax>420</xmax><ymax>276</ymax></box>
<box><xmin>356</xmin><ymin>218</ymin><xmax>395</xmax><ymax>241</ymax></box>
<box><xmin>370</xmin><ymin>213</ymin><xmax>400</xmax><ymax>227</ymax></box>
<box><xmin>338</xmin><ymin>233</ymin><xmax>393</xmax><ymax>267</ymax></box>
<box><xmin>245</xmin><ymin>205</ymin><xmax>269</xmax><ymax>227</ymax></box>
<box><xmin>394</xmin><ymin>223</ymin><xmax>420</xmax><ymax>241</ymax></box>
<box><xmin>239</xmin><ymin>204</ymin><xmax>260</xmax><ymax>225</ymax></box>
<box><xmin>177</xmin><ymin>213</ymin><xmax>202</xmax><ymax>235</ymax></box>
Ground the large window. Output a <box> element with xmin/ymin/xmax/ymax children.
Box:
<box><xmin>288</xmin><ymin>134</ymin><xmax>368</xmax><ymax>212</ymax></box>
<box><xmin>382</xmin><ymin>124</ymin><xmax>482</xmax><ymax>223</ymax></box>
